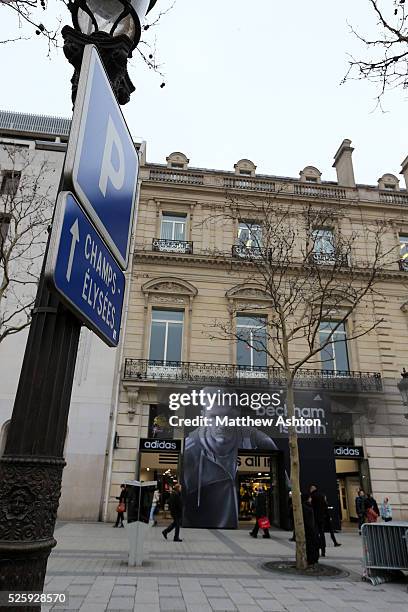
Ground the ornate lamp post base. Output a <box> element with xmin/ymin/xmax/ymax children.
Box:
<box><xmin>62</xmin><ymin>26</ymin><xmax>135</xmax><ymax>105</ymax></box>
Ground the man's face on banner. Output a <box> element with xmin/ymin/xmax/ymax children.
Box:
<box><xmin>200</xmin><ymin>388</ymin><xmax>240</xmax><ymax>451</ymax></box>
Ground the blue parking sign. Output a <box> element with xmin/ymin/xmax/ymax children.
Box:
<box><xmin>46</xmin><ymin>192</ymin><xmax>125</xmax><ymax>347</ymax></box>
<box><xmin>64</xmin><ymin>45</ymin><xmax>139</xmax><ymax>269</ymax></box>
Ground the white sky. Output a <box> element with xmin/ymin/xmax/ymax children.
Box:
<box><xmin>0</xmin><ymin>0</ymin><xmax>407</xmax><ymax>185</ymax></box>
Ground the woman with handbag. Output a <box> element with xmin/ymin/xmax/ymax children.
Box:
<box><xmin>249</xmin><ymin>488</ymin><xmax>271</xmax><ymax>539</ymax></box>
<box><xmin>114</xmin><ymin>484</ymin><xmax>127</xmax><ymax>528</ymax></box>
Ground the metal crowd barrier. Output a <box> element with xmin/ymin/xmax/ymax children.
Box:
<box><xmin>361</xmin><ymin>522</ymin><xmax>408</xmax><ymax>585</ymax></box>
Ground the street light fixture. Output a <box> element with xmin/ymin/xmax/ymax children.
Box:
<box><xmin>62</xmin><ymin>0</ymin><xmax>158</xmax><ymax>104</ymax></box>
<box><xmin>0</xmin><ymin>0</ymin><xmax>160</xmax><ymax>596</ymax></box>
<box><xmin>397</xmin><ymin>368</ymin><xmax>408</xmax><ymax>419</ymax></box>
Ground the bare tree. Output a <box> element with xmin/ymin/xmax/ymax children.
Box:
<box><xmin>0</xmin><ymin>1</ymin><xmax>60</xmax><ymax>47</ymax></box>
<box><xmin>205</xmin><ymin>192</ymin><xmax>395</xmax><ymax>569</ymax></box>
<box><xmin>344</xmin><ymin>0</ymin><xmax>408</xmax><ymax>104</ymax></box>
<box><xmin>0</xmin><ymin>144</ymin><xmax>56</xmax><ymax>343</ymax></box>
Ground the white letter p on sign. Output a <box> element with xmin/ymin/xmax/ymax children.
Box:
<box><xmin>99</xmin><ymin>115</ymin><xmax>125</xmax><ymax>197</ymax></box>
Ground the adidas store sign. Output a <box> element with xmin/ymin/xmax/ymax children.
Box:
<box><xmin>140</xmin><ymin>438</ymin><xmax>181</xmax><ymax>452</ymax></box>
<box><xmin>334</xmin><ymin>445</ymin><xmax>364</xmax><ymax>458</ymax></box>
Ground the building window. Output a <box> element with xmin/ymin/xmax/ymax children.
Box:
<box><xmin>1</xmin><ymin>171</ymin><xmax>21</xmax><ymax>196</ymax></box>
<box><xmin>384</xmin><ymin>183</ymin><xmax>396</xmax><ymax>190</ymax></box>
<box><xmin>236</xmin><ymin>315</ymin><xmax>267</xmax><ymax>368</ymax></box>
<box><xmin>319</xmin><ymin>321</ymin><xmax>349</xmax><ymax>372</ymax></box>
<box><xmin>237</xmin><ymin>222</ymin><xmax>262</xmax><ymax>248</ymax></box>
<box><xmin>399</xmin><ymin>235</ymin><xmax>408</xmax><ymax>271</ymax></box>
<box><xmin>239</xmin><ymin>169</ymin><xmax>252</xmax><ymax>176</ymax></box>
<box><xmin>171</xmin><ymin>162</ymin><xmax>184</xmax><ymax>169</ymax></box>
<box><xmin>0</xmin><ymin>213</ymin><xmax>10</xmax><ymax>246</ymax></box>
<box><xmin>149</xmin><ymin>309</ymin><xmax>184</xmax><ymax>363</ymax></box>
<box><xmin>160</xmin><ymin>213</ymin><xmax>187</xmax><ymax>242</ymax></box>
<box><xmin>311</xmin><ymin>227</ymin><xmax>336</xmax><ymax>263</ymax></box>
<box><xmin>306</xmin><ymin>176</ymin><xmax>318</xmax><ymax>183</ymax></box>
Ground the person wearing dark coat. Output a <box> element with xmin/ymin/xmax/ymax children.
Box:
<box><xmin>114</xmin><ymin>484</ymin><xmax>127</xmax><ymax>528</ymax></box>
<box><xmin>309</xmin><ymin>484</ymin><xmax>327</xmax><ymax>557</ymax></box>
<box><xmin>302</xmin><ymin>492</ymin><xmax>319</xmax><ymax>565</ymax></box>
<box><xmin>162</xmin><ymin>484</ymin><xmax>183</xmax><ymax>542</ymax></box>
<box><xmin>355</xmin><ymin>489</ymin><xmax>367</xmax><ymax>534</ymax></box>
<box><xmin>366</xmin><ymin>493</ymin><xmax>379</xmax><ymax>516</ymax></box>
<box><xmin>324</xmin><ymin>495</ymin><xmax>341</xmax><ymax>547</ymax></box>
<box><xmin>249</xmin><ymin>488</ymin><xmax>270</xmax><ymax>539</ymax></box>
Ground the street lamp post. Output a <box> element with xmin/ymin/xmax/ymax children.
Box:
<box><xmin>0</xmin><ymin>0</ymin><xmax>157</xmax><ymax>602</ymax></box>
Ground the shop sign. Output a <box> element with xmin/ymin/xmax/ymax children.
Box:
<box><xmin>140</xmin><ymin>438</ymin><xmax>181</xmax><ymax>452</ymax></box>
<box><xmin>334</xmin><ymin>445</ymin><xmax>364</xmax><ymax>458</ymax></box>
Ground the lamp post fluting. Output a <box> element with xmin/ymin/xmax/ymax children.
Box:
<box><xmin>0</xmin><ymin>1</ymin><xmax>157</xmax><ymax>604</ymax></box>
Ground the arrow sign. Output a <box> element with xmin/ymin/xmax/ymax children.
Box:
<box><xmin>66</xmin><ymin>219</ymin><xmax>79</xmax><ymax>282</ymax></box>
<box><xmin>46</xmin><ymin>192</ymin><xmax>125</xmax><ymax>347</ymax></box>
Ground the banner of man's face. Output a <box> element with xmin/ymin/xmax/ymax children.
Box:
<box><xmin>153</xmin><ymin>386</ymin><xmax>339</xmax><ymax>529</ymax></box>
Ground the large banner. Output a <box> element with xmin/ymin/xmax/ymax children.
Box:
<box><xmin>157</xmin><ymin>385</ymin><xmax>337</xmax><ymax>529</ymax></box>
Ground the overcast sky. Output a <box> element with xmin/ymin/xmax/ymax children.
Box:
<box><xmin>0</xmin><ymin>0</ymin><xmax>407</xmax><ymax>185</ymax></box>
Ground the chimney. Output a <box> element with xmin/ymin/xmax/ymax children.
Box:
<box><xmin>401</xmin><ymin>155</ymin><xmax>408</xmax><ymax>189</ymax></box>
<box><xmin>332</xmin><ymin>139</ymin><xmax>356</xmax><ymax>188</ymax></box>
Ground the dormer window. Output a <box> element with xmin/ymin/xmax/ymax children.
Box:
<box><xmin>234</xmin><ymin>159</ymin><xmax>256</xmax><ymax>177</ymax></box>
<box><xmin>378</xmin><ymin>173</ymin><xmax>399</xmax><ymax>191</ymax></box>
<box><xmin>306</xmin><ymin>176</ymin><xmax>318</xmax><ymax>183</ymax></box>
<box><xmin>239</xmin><ymin>169</ymin><xmax>252</xmax><ymax>176</ymax></box>
<box><xmin>299</xmin><ymin>166</ymin><xmax>322</xmax><ymax>184</ymax></box>
<box><xmin>166</xmin><ymin>152</ymin><xmax>189</xmax><ymax>170</ymax></box>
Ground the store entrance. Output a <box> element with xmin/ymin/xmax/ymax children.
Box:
<box><xmin>237</xmin><ymin>452</ymin><xmax>281</xmax><ymax>528</ymax></box>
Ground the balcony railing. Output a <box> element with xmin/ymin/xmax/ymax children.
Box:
<box><xmin>152</xmin><ymin>238</ymin><xmax>193</xmax><ymax>254</ymax></box>
<box><xmin>398</xmin><ymin>258</ymin><xmax>408</xmax><ymax>272</ymax></box>
<box><xmin>124</xmin><ymin>359</ymin><xmax>383</xmax><ymax>393</ymax></box>
<box><xmin>232</xmin><ymin>245</ymin><xmax>268</xmax><ymax>260</ymax></box>
<box><xmin>310</xmin><ymin>251</ymin><xmax>349</xmax><ymax>266</ymax></box>
<box><xmin>379</xmin><ymin>191</ymin><xmax>408</xmax><ymax>206</ymax></box>
<box><xmin>149</xmin><ymin>169</ymin><xmax>204</xmax><ymax>185</ymax></box>
<box><xmin>224</xmin><ymin>177</ymin><xmax>276</xmax><ymax>192</ymax></box>
<box><xmin>294</xmin><ymin>184</ymin><xmax>347</xmax><ymax>199</ymax></box>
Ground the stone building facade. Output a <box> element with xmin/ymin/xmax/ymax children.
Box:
<box><xmin>104</xmin><ymin>142</ymin><xmax>408</xmax><ymax>525</ymax></box>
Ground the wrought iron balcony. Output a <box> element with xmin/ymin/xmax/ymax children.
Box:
<box><xmin>124</xmin><ymin>359</ymin><xmax>383</xmax><ymax>393</ymax></box>
<box><xmin>398</xmin><ymin>258</ymin><xmax>408</xmax><ymax>272</ymax></box>
<box><xmin>309</xmin><ymin>251</ymin><xmax>349</xmax><ymax>266</ymax></box>
<box><xmin>152</xmin><ymin>238</ymin><xmax>193</xmax><ymax>254</ymax></box>
<box><xmin>232</xmin><ymin>245</ymin><xmax>269</xmax><ymax>260</ymax></box>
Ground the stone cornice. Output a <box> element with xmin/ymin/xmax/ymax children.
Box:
<box><xmin>134</xmin><ymin>250</ymin><xmax>408</xmax><ymax>282</ymax></box>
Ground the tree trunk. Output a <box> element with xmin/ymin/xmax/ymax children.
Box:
<box><xmin>286</xmin><ymin>381</ymin><xmax>308</xmax><ymax>570</ymax></box>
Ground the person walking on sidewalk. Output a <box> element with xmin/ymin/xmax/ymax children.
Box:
<box><xmin>249</xmin><ymin>487</ymin><xmax>271</xmax><ymax>539</ymax></box>
<box><xmin>150</xmin><ymin>488</ymin><xmax>160</xmax><ymax>526</ymax></box>
<box><xmin>310</xmin><ymin>484</ymin><xmax>327</xmax><ymax>557</ymax></box>
<box><xmin>324</xmin><ymin>495</ymin><xmax>341</xmax><ymax>548</ymax></box>
<box><xmin>162</xmin><ymin>483</ymin><xmax>183</xmax><ymax>542</ymax></box>
<box><xmin>114</xmin><ymin>484</ymin><xmax>127</xmax><ymax>528</ymax></box>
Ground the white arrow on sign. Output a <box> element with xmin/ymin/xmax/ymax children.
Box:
<box><xmin>66</xmin><ymin>219</ymin><xmax>80</xmax><ymax>282</ymax></box>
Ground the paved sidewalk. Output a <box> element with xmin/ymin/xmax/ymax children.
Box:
<box><xmin>42</xmin><ymin>521</ymin><xmax>408</xmax><ymax>611</ymax></box>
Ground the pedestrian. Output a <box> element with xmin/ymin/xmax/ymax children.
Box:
<box><xmin>288</xmin><ymin>492</ymin><xmax>296</xmax><ymax>541</ymax></box>
<box><xmin>114</xmin><ymin>484</ymin><xmax>127</xmax><ymax>528</ymax></box>
<box><xmin>355</xmin><ymin>489</ymin><xmax>366</xmax><ymax>534</ymax></box>
<box><xmin>309</xmin><ymin>484</ymin><xmax>327</xmax><ymax>557</ymax></box>
<box><xmin>380</xmin><ymin>497</ymin><xmax>392</xmax><ymax>522</ymax></box>
<box><xmin>324</xmin><ymin>495</ymin><xmax>341</xmax><ymax>547</ymax></box>
<box><xmin>301</xmin><ymin>492</ymin><xmax>319</xmax><ymax>566</ymax></box>
<box><xmin>366</xmin><ymin>493</ymin><xmax>379</xmax><ymax>516</ymax></box>
<box><xmin>249</xmin><ymin>488</ymin><xmax>271</xmax><ymax>539</ymax></box>
<box><xmin>150</xmin><ymin>488</ymin><xmax>160</xmax><ymax>526</ymax></box>
<box><xmin>162</xmin><ymin>483</ymin><xmax>183</xmax><ymax>542</ymax></box>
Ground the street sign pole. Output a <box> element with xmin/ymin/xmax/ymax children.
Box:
<box><xmin>0</xmin><ymin>46</ymin><xmax>138</xmax><ymax>601</ymax></box>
